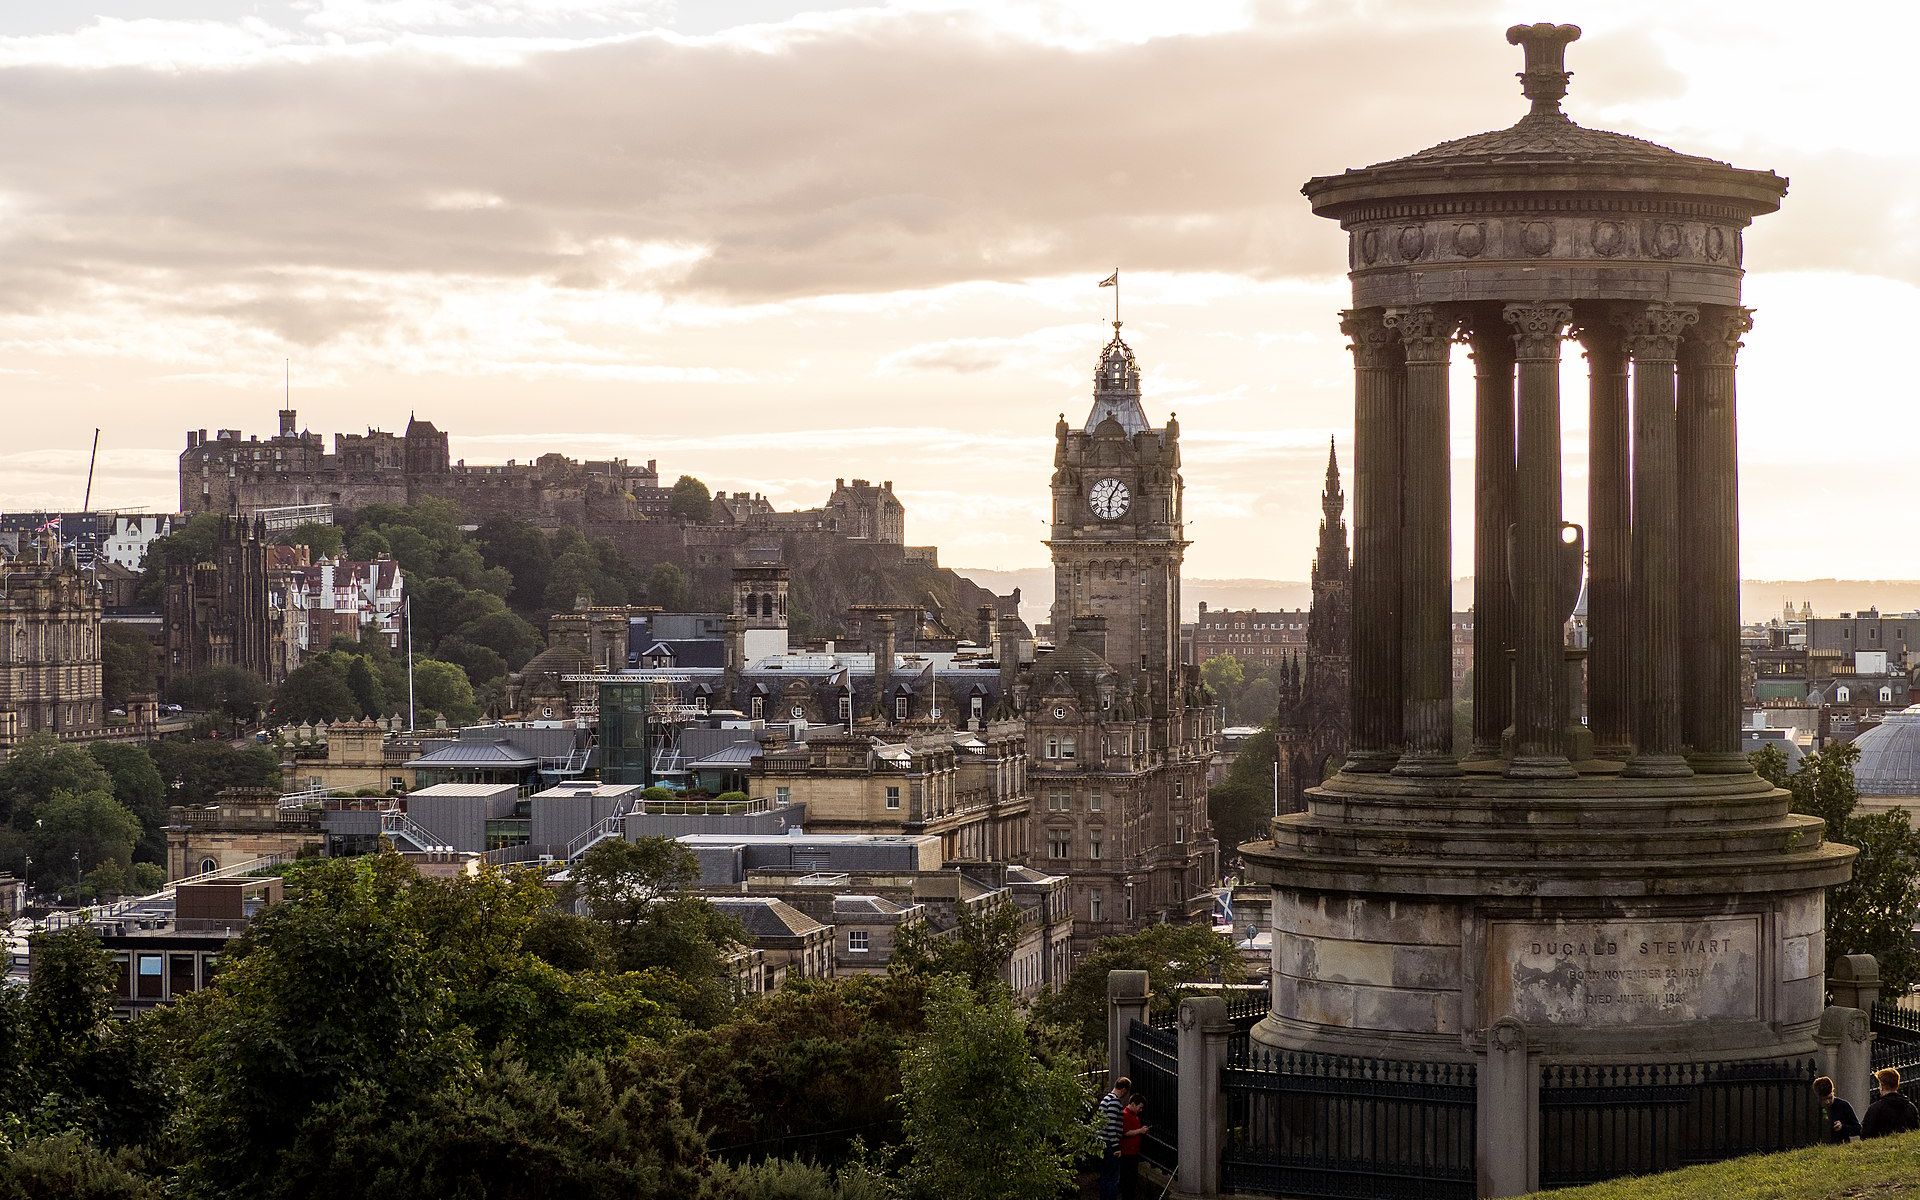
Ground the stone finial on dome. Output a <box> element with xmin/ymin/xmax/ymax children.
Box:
<box><xmin>1506</xmin><ymin>22</ymin><xmax>1581</xmax><ymax>121</ymax></box>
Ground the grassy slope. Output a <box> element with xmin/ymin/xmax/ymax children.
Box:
<box><xmin>1532</xmin><ymin>1133</ymin><xmax>1920</xmax><ymax>1199</ymax></box>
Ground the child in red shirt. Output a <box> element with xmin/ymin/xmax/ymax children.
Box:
<box><xmin>1118</xmin><ymin>1094</ymin><xmax>1150</xmax><ymax>1199</ymax></box>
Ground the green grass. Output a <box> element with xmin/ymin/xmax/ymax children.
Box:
<box><xmin>1531</xmin><ymin>1132</ymin><xmax>1920</xmax><ymax>1198</ymax></box>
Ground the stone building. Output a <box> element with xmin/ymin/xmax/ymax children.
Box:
<box><xmin>166</xmin><ymin>788</ymin><xmax>324</xmax><ymax>879</ymax></box>
<box><xmin>0</xmin><ymin>552</ymin><xmax>106</xmax><ymax>748</ymax></box>
<box><xmin>1040</xmin><ymin>324</ymin><xmax>1219</xmax><ymax>946</ymax></box>
<box><xmin>1191</xmin><ymin>605</ymin><xmax>1309</xmax><ymax>668</ymax></box>
<box><xmin>1271</xmin><ymin>443</ymin><xmax>1351</xmax><ymax>812</ymax></box>
<box><xmin>164</xmin><ymin>514</ymin><xmax>282</xmax><ymax>685</ymax></box>
<box><xmin>1245</xmin><ymin>25</ymin><xmax>1854</xmax><ymax>1139</ymax></box>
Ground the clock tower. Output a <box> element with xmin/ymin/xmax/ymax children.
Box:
<box><xmin>1047</xmin><ymin>324</ymin><xmax>1187</xmax><ymax>716</ymax></box>
<box><xmin>1031</xmin><ymin>319</ymin><xmax>1215</xmax><ymax>950</ymax></box>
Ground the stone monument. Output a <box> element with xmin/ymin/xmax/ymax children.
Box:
<box><xmin>1242</xmin><ymin>23</ymin><xmax>1856</xmax><ymax>1069</ymax></box>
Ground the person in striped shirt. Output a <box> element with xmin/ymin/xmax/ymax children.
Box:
<box><xmin>1097</xmin><ymin>1077</ymin><xmax>1132</xmax><ymax>1200</ymax></box>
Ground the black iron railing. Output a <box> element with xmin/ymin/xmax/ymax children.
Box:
<box><xmin>1537</xmin><ymin>1058</ymin><xmax>1818</xmax><ymax>1188</ymax></box>
<box><xmin>1221</xmin><ymin>1048</ymin><xmax>1477</xmax><ymax>1199</ymax></box>
<box><xmin>1871</xmin><ymin>1003</ymin><xmax>1920</xmax><ymax>1073</ymax></box>
<box><xmin>1126</xmin><ymin>1018</ymin><xmax>1180</xmax><ymax>1174</ymax></box>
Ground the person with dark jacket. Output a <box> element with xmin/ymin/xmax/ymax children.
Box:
<box><xmin>1861</xmin><ymin>1068</ymin><xmax>1920</xmax><ymax>1139</ymax></box>
<box><xmin>1815</xmin><ymin>1075</ymin><xmax>1861</xmax><ymax>1143</ymax></box>
<box><xmin>1096</xmin><ymin>1077</ymin><xmax>1132</xmax><ymax>1200</ymax></box>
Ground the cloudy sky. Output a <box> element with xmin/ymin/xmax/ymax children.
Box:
<box><xmin>0</xmin><ymin>0</ymin><xmax>1910</xmax><ymax>581</ymax></box>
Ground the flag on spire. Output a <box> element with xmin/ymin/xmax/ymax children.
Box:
<box><xmin>1098</xmin><ymin>271</ymin><xmax>1118</xmax><ymax>287</ymax></box>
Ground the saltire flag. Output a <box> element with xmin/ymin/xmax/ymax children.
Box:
<box><xmin>1213</xmin><ymin>887</ymin><xmax>1234</xmax><ymax>927</ymax></box>
<box><xmin>1098</xmin><ymin>271</ymin><xmax>1118</xmax><ymax>287</ymax></box>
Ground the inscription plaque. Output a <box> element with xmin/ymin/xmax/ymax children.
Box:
<box><xmin>1486</xmin><ymin>916</ymin><xmax>1761</xmax><ymax>1027</ymax></box>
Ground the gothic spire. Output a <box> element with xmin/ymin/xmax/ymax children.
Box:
<box><xmin>1322</xmin><ymin>437</ymin><xmax>1344</xmax><ymax>522</ymax></box>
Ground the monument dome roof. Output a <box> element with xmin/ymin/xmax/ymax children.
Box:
<box><xmin>1375</xmin><ymin>114</ymin><xmax>1725</xmax><ymax>172</ymax></box>
<box><xmin>1855</xmin><ymin>706</ymin><xmax>1920</xmax><ymax>798</ymax></box>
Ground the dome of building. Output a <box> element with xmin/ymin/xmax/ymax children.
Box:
<box><xmin>1854</xmin><ymin>706</ymin><xmax>1920</xmax><ymax>798</ymax></box>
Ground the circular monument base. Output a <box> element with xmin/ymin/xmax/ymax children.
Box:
<box><xmin>1243</xmin><ymin>764</ymin><xmax>1856</xmax><ymax>1065</ymax></box>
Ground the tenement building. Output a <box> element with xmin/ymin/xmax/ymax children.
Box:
<box><xmin>1242</xmin><ymin>27</ymin><xmax>1853</xmax><ymax>1191</ymax></box>
<box><xmin>1041</xmin><ymin>322</ymin><xmax>1218</xmax><ymax>946</ymax></box>
<box><xmin>0</xmin><ymin>549</ymin><xmax>106</xmax><ymax>749</ymax></box>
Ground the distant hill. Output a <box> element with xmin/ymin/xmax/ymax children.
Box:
<box><xmin>954</xmin><ymin>569</ymin><xmax>1920</xmax><ymax>629</ymax></box>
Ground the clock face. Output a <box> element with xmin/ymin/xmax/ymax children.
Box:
<box><xmin>1089</xmin><ymin>477</ymin><xmax>1131</xmax><ymax>520</ymax></box>
<box><xmin>1052</xmin><ymin>705</ymin><xmax>1067</xmax><ymax>720</ymax></box>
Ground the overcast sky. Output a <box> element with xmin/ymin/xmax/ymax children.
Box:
<box><xmin>0</xmin><ymin>0</ymin><xmax>1909</xmax><ymax>580</ymax></box>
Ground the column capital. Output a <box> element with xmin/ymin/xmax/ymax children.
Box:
<box><xmin>1572</xmin><ymin>316</ymin><xmax>1626</xmax><ymax>361</ymax></box>
<box><xmin>1384</xmin><ymin>304</ymin><xmax>1463</xmax><ymax>364</ymax></box>
<box><xmin>1616</xmin><ymin>301</ymin><xmax>1698</xmax><ymax>363</ymax></box>
<box><xmin>1681</xmin><ymin>305</ymin><xmax>1755</xmax><ymax>368</ymax></box>
<box><xmin>1502</xmin><ymin>302</ymin><xmax>1572</xmax><ymax>361</ymax></box>
<box><xmin>1339</xmin><ymin>308</ymin><xmax>1401</xmax><ymax>370</ymax></box>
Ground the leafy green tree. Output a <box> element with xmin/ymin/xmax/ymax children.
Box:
<box><xmin>1032</xmin><ymin>924</ymin><xmax>1244</xmax><ymax>1050</ymax></box>
<box><xmin>898</xmin><ymin>978</ymin><xmax>1095</xmax><ymax>1200</ymax></box>
<box><xmin>346</xmin><ymin>528</ymin><xmax>392</xmax><ymax>560</ymax></box>
<box><xmin>30</xmin><ymin>790</ymin><xmax>142</xmax><ymax>893</ymax></box>
<box><xmin>436</xmin><ymin>637</ymin><xmax>509</xmax><ymax>686</ymax></box>
<box><xmin>891</xmin><ymin>899</ymin><xmax>1025</xmax><ymax>995</ymax></box>
<box><xmin>572</xmin><ymin>838</ymin><xmax>745</xmax><ymax>1026</ymax></box>
<box><xmin>275</xmin><ymin>522</ymin><xmax>344</xmax><ymax>559</ymax></box>
<box><xmin>89</xmin><ymin>743</ymin><xmax>168</xmax><ymax>866</ymax></box>
<box><xmin>698</xmin><ymin>1157</ymin><xmax>891</xmax><ymax>1200</ymax></box>
<box><xmin>1200</xmin><ymin>654</ymin><xmax>1245</xmax><ymax>710</ymax></box>
<box><xmin>345</xmin><ymin>656</ymin><xmax>387</xmax><ymax>718</ymax></box>
<box><xmin>173</xmin><ymin>663</ymin><xmax>270</xmax><ymax>727</ymax></box>
<box><xmin>412</xmin><ymin>658</ymin><xmax>479</xmax><ymax>726</ymax></box>
<box><xmin>646</xmin><ymin>561</ymin><xmax>691</xmax><ymax>612</ymax></box>
<box><xmin>273</xmin><ymin>658</ymin><xmax>360</xmax><ymax>724</ymax></box>
<box><xmin>456</xmin><ymin>610</ymin><xmax>545</xmax><ymax>670</ymax></box>
<box><xmin>132</xmin><ymin>512</ymin><xmax>223</xmax><ymax>605</ymax></box>
<box><xmin>1208</xmin><ymin>726</ymin><xmax>1276</xmax><ymax>859</ymax></box>
<box><xmin>0</xmin><ymin>735</ymin><xmax>112</xmax><ymax>827</ymax></box>
<box><xmin>0</xmin><ymin>1131</ymin><xmax>164</xmax><ymax>1199</ymax></box>
<box><xmin>669</xmin><ymin>475</ymin><xmax>713</xmax><ymax>522</ymax></box>
<box><xmin>150</xmin><ymin>740</ymin><xmax>281</xmax><ymax>804</ymax></box>
<box><xmin>1754</xmin><ymin>742</ymin><xmax>1920</xmax><ymax>991</ymax></box>
<box><xmin>100</xmin><ymin>625</ymin><xmax>159</xmax><ymax>708</ymax></box>
<box><xmin>476</xmin><ymin>516</ymin><xmax>554</xmax><ymax>611</ymax></box>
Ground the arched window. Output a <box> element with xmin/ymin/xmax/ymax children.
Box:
<box><xmin>1836</xmin><ymin>686</ymin><xmax>1851</xmax><ymax>703</ymax></box>
<box><xmin>760</xmin><ymin>593</ymin><xmax>775</xmax><ymax>617</ymax></box>
<box><xmin>199</xmin><ymin>857</ymin><xmax>218</xmax><ymax>875</ymax></box>
<box><xmin>743</xmin><ymin>594</ymin><xmax>758</xmax><ymax>617</ymax></box>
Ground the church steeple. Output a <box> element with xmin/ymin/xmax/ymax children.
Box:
<box><xmin>1316</xmin><ymin>439</ymin><xmax>1349</xmax><ymax>581</ymax></box>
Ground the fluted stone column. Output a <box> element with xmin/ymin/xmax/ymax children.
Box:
<box><xmin>1679</xmin><ymin>306</ymin><xmax>1754</xmax><ymax>772</ymax></box>
<box><xmin>1387</xmin><ymin>304</ymin><xmax>1461</xmax><ymax>775</ymax></box>
<box><xmin>1621</xmin><ymin>302</ymin><xmax>1697</xmax><ymax>778</ymax></box>
<box><xmin>1581</xmin><ymin>318</ymin><xmax>1633</xmax><ymax>760</ymax></box>
<box><xmin>1468</xmin><ymin>313</ymin><xmax>1516</xmax><ymax>760</ymax></box>
<box><xmin>1341</xmin><ymin>308</ymin><xmax>1404</xmax><ymax>773</ymax></box>
<box><xmin>1503</xmin><ymin>302</ymin><xmax>1574</xmax><ymax>778</ymax></box>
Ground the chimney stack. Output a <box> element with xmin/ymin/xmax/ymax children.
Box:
<box><xmin>976</xmin><ymin>604</ymin><xmax>995</xmax><ymax>649</ymax></box>
<box><xmin>873</xmin><ymin>613</ymin><xmax>896</xmax><ymax>721</ymax></box>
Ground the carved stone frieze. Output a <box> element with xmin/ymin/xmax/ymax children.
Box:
<box><xmin>1349</xmin><ymin>212</ymin><xmax>1745</xmax><ymax>272</ymax></box>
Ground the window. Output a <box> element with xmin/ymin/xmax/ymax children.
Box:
<box><xmin>136</xmin><ymin>954</ymin><xmax>163</xmax><ymax>1000</ymax></box>
<box><xmin>199</xmin><ymin>857</ymin><xmax>218</xmax><ymax>875</ymax></box>
<box><xmin>971</xmin><ymin>695</ymin><xmax>984</xmax><ymax>722</ymax></box>
<box><xmin>1090</xmin><ymin>890</ymin><xmax>1104</xmax><ymax>923</ymax></box>
<box><xmin>1045</xmin><ymin>737</ymin><xmax>1060</xmax><ymax>759</ymax></box>
<box><xmin>886</xmin><ymin>786</ymin><xmax>901</xmax><ymax>810</ymax></box>
<box><xmin>695</xmin><ymin>695</ymin><xmax>709</xmax><ymax>712</ymax></box>
<box><xmin>839</xmin><ymin>695</ymin><xmax>852</xmax><ymax>723</ymax></box>
<box><xmin>776</xmin><ymin>786</ymin><xmax>791</xmax><ymax>805</ymax></box>
<box><xmin>1060</xmin><ymin>739</ymin><xmax>1076</xmax><ymax>761</ymax></box>
<box><xmin>1048</xmin><ymin>832</ymin><xmax>1070</xmax><ymax>860</ymax></box>
<box><xmin>895</xmin><ymin>696</ymin><xmax>908</xmax><ymax>721</ymax></box>
<box><xmin>1882</xmin><ymin>687</ymin><xmax>1895</xmax><ymax>704</ymax></box>
<box><xmin>1090</xmin><ymin>792</ymin><xmax>1103</xmax><ymax>812</ymax></box>
<box><xmin>849</xmin><ymin>930</ymin><xmax>870</xmax><ymax>953</ymax></box>
<box><xmin>1090</xmin><ymin>834</ymin><xmax>1103</xmax><ymax>861</ymax></box>
<box><xmin>1837</xmin><ymin>686</ymin><xmax>1852</xmax><ymax>703</ymax></box>
<box><xmin>1048</xmin><ymin>791</ymin><xmax>1069</xmax><ymax>812</ymax></box>
<box><xmin>1175</xmin><ymin>819</ymin><xmax>1186</xmax><ymax>845</ymax></box>
<box><xmin>169</xmin><ymin>953</ymin><xmax>197</xmax><ymax>997</ymax></box>
<box><xmin>1173</xmin><ymin>780</ymin><xmax>1184</xmax><ymax>801</ymax></box>
<box><xmin>751</xmin><ymin>696</ymin><xmax>765</xmax><ymax>719</ymax></box>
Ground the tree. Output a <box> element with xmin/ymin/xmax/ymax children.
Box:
<box><xmin>346</xmin><ymin>656</ymin><xmax>387</xmax><ymax>718</ymax></box>
<box><xmin>455</xmin><ymin>610</ymin><xmax>545</xmax><ymax>670</ymax></box>
<box><xmin>572</xmin><ymin>838</ymin><xmax>745</xmax><ymax>1026</ymax></box>
<box><xmin>436</xmin><ymin>637</ymin><xmax>509</xmax><ymax>686</ymax></box>
<box><xmin>29</xmin><ymin>790</ymin><xmax>142</xmax><ymax>893</ymax></box>
<box><xmin>897</xmin><ymin>978</ymin><xmax>1095</xmax><ymax>1200</ymax></box>
<box><xmin>132</xmin><ymin>513</ymin><xmax>222</xmax><ymax>605</ymax></box>
<box><xmin>1208</xmin><ymin>726</ymin><xmax>1277</xmax><ymax>860</ymax></box>
<box><xmin>1032</xmin><ymin>924</ymin><xmax>1244</xmax><ymax>1050</ymax></box>
<box><xmin>275</xmin><ymin>522</ymin><xmax>344</xmax><ymax>559</ymax></box>
<box><xmin>891</xmin><ymin>899</ymin><xmax>1025</xmax><ymax>995</ymax></box>
<box><xmin>0</xmin><ymin>735</ymin><xmax>113</xmax><ymax>827</ymax></box>
<box><xmin>476</xmin><ymin>517</ymin><xmax>554</xmax><ymax>611</ymax></box>
<box><xmin>646</xmin><ymin>561</ymin><xmax>691</xmax><ymax>613</ymax></box>
<box><xmin>1755</xmin><ymin>742</ymin><xmax>1920</xmax><ymax>992</ymax></box>
<box><xmin>150</xmin><ymin>740</ymin><xmax>281</xmax><ymax>805</ymax></box>
<box><xmin>273</xmin><ymin>659</ymin><xmax>360</xmax><ymax>724</ymax></box>
<box><xmin>88</xmin><ymin>743</ymin><xmax>167</xmax><ymax>865</ymax></box>
<box><xmin>173</xmin><ymin>664</ymin><xmax>269</xmax><ymax>727</ymax></box>
<box><xmin>100</xmin><ymin>625</ymin><xmax>159</xmax><ymax>708</ymax></box>
<box><xmin>412</xmin><ymin>658</ymin><xmax>479</xmax><ymax>726</ymax></box>
<box><xmin>669</xmin><ymin>475</ymin><xmax>713</xmax><ymax>522</ymax></box>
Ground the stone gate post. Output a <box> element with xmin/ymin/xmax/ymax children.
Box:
<box><xmin>1477</xmin><ymin>1017</ymin><xmax>1538</xmax><ymax>1198</ymax></box>
<box><xmin>1818</xmin><ymin>1006</ymin><xmax>1874</xmax><ymax>1117</ymax></box>
<box><xmin>1830</xmin><ymin>954</ymin><xmax>1881</xmax><ymax>1012</ymax></box>
<box><xmin>1108</xmin><ymin>970</ymin><xmax>1150</xmax><ymax>1085</ymax></box>
<box><xmin>1175</xmin><ymin>995</ymin><xmax>1230</xmax><ymax>1199</ymax></box>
